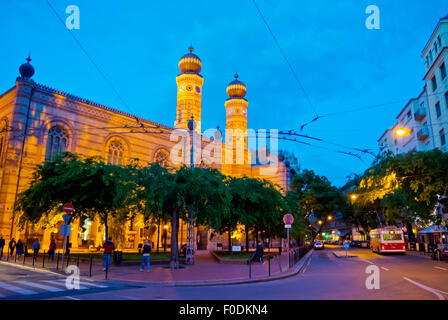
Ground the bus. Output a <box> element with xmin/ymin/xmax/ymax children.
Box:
<box><xmin>369</xmin><ymin>227</ymin><xmax>406</xmax><ymax>254</ymax></box>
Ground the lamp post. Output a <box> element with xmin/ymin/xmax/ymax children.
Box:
<box><xmin>185</xmin><ymin>116</ymin><xmax>196</xmax><ymax>265</ymax></box>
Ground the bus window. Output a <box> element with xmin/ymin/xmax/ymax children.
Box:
<box><xmin>382</xmin><ymin>233</ymin><xmax>403</xmax><ymax>241</ymax></box>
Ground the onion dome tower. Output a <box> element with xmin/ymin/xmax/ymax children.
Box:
<box><xmin>223</xmin><ymin>74</ymin><xmax>250</xmax><ymax>175</ymax></box>
<box><xmin>18</xmin><ymin>54</ymin><xmax>35</xmax><ymax>80</ymax></box>
<box><xmin>175</xmin><ymin>46</ymin><xmax>204</xmax><ymax>134</ymax></box>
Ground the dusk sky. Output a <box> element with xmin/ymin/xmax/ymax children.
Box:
<box><xmin>1</xmin><ymin>0</ymin><xmax>448</xmax><ymax>186</ymax></box>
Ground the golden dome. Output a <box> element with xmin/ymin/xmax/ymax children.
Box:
<box><xmin>179</xmin><ymin>46</ymin><xmax>202</xmax><ymax>74</ymax></box>
<box><xmin>226</xmin><ymin>73</ymin><xmax>246</xmax><ymax>98</ymax></box>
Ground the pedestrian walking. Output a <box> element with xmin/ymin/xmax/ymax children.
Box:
<box><xmin>140</xmin><ymin>240</ymin><xmax>151</xmax><ymax>272</ymax></box>
<box><xmin>102</xmin><ymin>237</ymin><xmax>115</xmax><ymax>271</ymax></box>
<box><xmin>8</xmin><ymin>238</ymin><xmax>16</xmax><ymax>257</ymax></box>
<box><xmin>48</xmin><ymin>239</ymin><xmax>56</xmax><ymax>260</ymax></box>
<box><xmin>16</xmin><ymin>239</ymin><xmax>24</xmax><ymax>257</ymax></box>
<box><xmin>0</xmin><ymin>236</ymin><xmax>5</xmax><ymax>259</ymax></box>
<box><xmin>32</xmin><ymin>239</ymin><xmax>40</xmax><ymax>258</ymax></box>
<box><xmin>256</xmin><ymin>242</ymin><xmax>264</xmax><ymax>263</ymax></box>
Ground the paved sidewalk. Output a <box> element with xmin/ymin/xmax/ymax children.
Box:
<box><xmin>0</xmin><ymin>250</ymin><xmax>312</xmax><ymax>286</ymax></box>
<box><xmin>87</xmin><ymin>250</ymin><xmax>294</xmax><ymax>285</ymax></box>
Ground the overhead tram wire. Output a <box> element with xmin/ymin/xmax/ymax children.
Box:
<box><xmin>251</xmin><ymin>0</ymin><xmax>320</xmax><ymax>120</ymax></box>
<box><xmin>45</xmin><ymin>0</ymin><xmax>140</xmax><ymax>124</ymax></box>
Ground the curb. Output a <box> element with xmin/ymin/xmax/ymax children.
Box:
<box><xmin>0</xmin><ymin>260</ymin><xmax>64</xmax><ymax>278</ymax></box>
<box><xmin>174</xmin><ymin>249</ymin><xmax>314</xmax><ymax>287</ymax></box>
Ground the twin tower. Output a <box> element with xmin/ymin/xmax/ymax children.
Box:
<box><xmin>174</xmin><ymin>47</ymin><xmax>250</xmax><ymax>169</ymax></box>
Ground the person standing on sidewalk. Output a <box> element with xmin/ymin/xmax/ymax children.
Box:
<box><xmin>16</xmin><ymin>239</ymin><xmax>24</xmax><ymax>258</ymax></box>
<box><xmin>32</xmin><ymin>239</ymin><xmax>40</xmax><ymax>258</ymax></box>
<box><xmin>102</xmin><ymin>237</ymin><xmax>115</xmax><ymax>271</ymax></box>
<box><xmin>0</xmin><ymin>236</ymin><xmax>5</xmax><ymax>259</ymax></box>
<box><xmin>48</xmin><ymin>239</ymin><xmax>56</xmax><ymax>260</ymax></box>
<box><xmin>8</xmin><ymin>238</ymin><xmax>16</xmax><ymax>257</ymax></box>
<box><xmin>256</xmin><ymin>242</ymin><xmax>264</xmax><ymax>263</ymax></box>
<box><xmin>140</xmin><ymin>240</ymin><xmax>151</xmax><ymax>272</ymax></box>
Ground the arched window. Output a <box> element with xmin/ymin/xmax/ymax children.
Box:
<box><xmin>107</xmin><ymin>140</ymin><xmax>124</xmax><ymax>165</ymax></box>
<box><xmin>154</xmin><ymin>149</ymin><xmax>170</xmax><ymax>167</ymax></box>
<box><xmin>0</xmin><ymin>119</ymin><xmax>7</xmax><ymax>167</ymax></box>
<box><xmin>45</xmin><ymin>126</ymin><xmax>68</xmax><ymax>161</ymax></box>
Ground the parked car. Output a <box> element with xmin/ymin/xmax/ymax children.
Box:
<box><xmin>313</xmin><ymin>241</ymin><xmax>324</xmax><ymax>250</ymax></box>
<box><xmin>360</xmin><ymin>240</ymin><xmax>370</xmax><ymax>248</ymax></box>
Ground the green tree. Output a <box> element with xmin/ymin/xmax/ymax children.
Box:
<box><xmin>14</xmin><ymin>152</ymin><xmax>136</xmax><ymax>239</ymax></box>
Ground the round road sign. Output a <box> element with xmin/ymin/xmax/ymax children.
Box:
<box><xmin>283</xmin><ymin>214</ymin><xmax>294</xmax><ymax>225</ymax></box>
<box><xmin>63</xmin><ymin>203</ymin><xmax>74</xmax><ymax>214</ymax></box>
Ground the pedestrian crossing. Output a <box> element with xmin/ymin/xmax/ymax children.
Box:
<box><xmin>0</xmin><ymin>278</ymin><xmax>110</xmax><ymax>299</ymax></box>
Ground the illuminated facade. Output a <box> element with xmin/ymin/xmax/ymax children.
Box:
<box><xmin>0</xmin><ymin>48</ymin><xmax>294</xmax><ymax>251</ymax></box>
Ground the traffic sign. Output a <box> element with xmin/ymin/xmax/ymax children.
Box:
<box><xmin>59</xmin><ymin>224</ymin><xmax>71</xmax><ymax>236</ymax></box>
<box><xmin>63</xmin><ymin>203</ymin><xmax>74</xmax><ymax>214</ymax></box>
<box><xmin>343</xmin><ymin>242</ymin><xmax>350</xmax><ymax>250</ymax></box>
<box><xmin>285</xmin><ymin>224</ymin><xmax>292</xmax><ymax>229</ymax></box>
<box><xmin>62</xmin><ymin>214</ymin><xmax>72</xmax><ymax>225</ymax></box>
<box><xmin>283</xmin><ymin>214</ymin><xmax>294</xmax><ymax>225</ymax></box>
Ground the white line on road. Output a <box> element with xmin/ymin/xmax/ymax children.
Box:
<box><xmin>434</xmin><ymin>266</ymin><xmax>448</xmax><ymax>271</ymax></box>
<box><xmin>302</xmin><ymin>257</ymin><xmax>312</xmax><ymax>273</ymax></box>
<box><xmin>381</xmin><ymin>267</ymin><xmax>389</xmax><ymax>271</ymax></box>
<box><xmin>65</xmin><ymin>296</ymin><xmax>81</xmax><ymax>300</ymax></box>
<box><xmin>42</xmin><ymin>280</ymin><xmax>88</xmax><ymax>290</ymax></box>
<box><xmin>357</xmin><ymin>258</ymin><xmax>374</xmax><ymax>265</ymax></box>
<box><xmin>0</xmin><ymin>282</ymin><xmax>37</xmax><ymax>295</ymax></box>
<box><xmin>121</xmin><ymin>295</ymin><xmax>141</xmax><ymax>300</ymax></box>
<box><xmin>403</xmin><ymin>277</ymin><xmax>446</xmax><ymax>300</ymax></box>
<box><xmin>15</xmin><ymin>280</ymin><xmax>63</xmax><ymax>292</ymax></box>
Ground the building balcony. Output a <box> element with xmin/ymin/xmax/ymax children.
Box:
<box><xmin>417</xmin><ymin>127</ymin><xmax>430</xmax><ymax>141</ymax></box>
<box><xmin>414</xmin><ymin>108</ymin><xmax>426</xmax><ymax>121</ymax></box>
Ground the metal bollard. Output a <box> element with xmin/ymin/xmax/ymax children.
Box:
<box><xmin>56</xmin><ymin>252</ymin><xmax>60</xmax><ymax>271</ymax></box>
<box><xmin>22</xmin><ymin>253</ymin><xmax>25</xmax><ymax>265</ymax></box>
<box><xmin>32</xmin><ymin>255</ymin><xmax>35</xmax><ymax>267</ymax></box>
<box><xmin>249</xmin><ymin>258</ymin><xmax>252</xmax><ymax>279</ymax></box>
<box><xmin>268</xmin><ymin>256</ymin><xmax>271</xmax><ymax>276</ymax></box>
<box><xmin>15</xmin><ymin>253</ymin><xmax>17</xmax><ymax>263</ymax></box>
<box><xmin>77</xmin><ymin>255</ymin><xmax>80</xmax><ymax>267</ymax></box>
<box><xmin>89</xmin><ymin>255</ymin><xmax>93</xmax><ymax>277</ymax></box>
<box><xmin>42</xmin><ymin>250</ymin><xmax>46</xmax><ymax>268</ymax></box>
<box><xmin>66</xmin><ymin>254</ymin><xmax>70</xmax><ymax>268</ymax></box>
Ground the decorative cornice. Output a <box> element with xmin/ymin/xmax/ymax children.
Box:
<box><xmin>22</xmin><ymin>81</ymin><xmax>174</xmax><ymax>131</ymax></box>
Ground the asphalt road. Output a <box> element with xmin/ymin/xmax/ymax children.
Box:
<box><xmin>2</xmin><ymin>246</ymin><xmax>448</xmax><ymax>300</ymax></box>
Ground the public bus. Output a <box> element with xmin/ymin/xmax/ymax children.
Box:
<box><xmin>369</xmin><ymin>227</ymin><xmax>406</xmax><ymax>254</ymax></box>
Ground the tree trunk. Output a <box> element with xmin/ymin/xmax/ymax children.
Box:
<box><xmin>406</xmin><ymin>220</ymin><xmax>416</xmax><ymax>242</ymax></box>
<box><xmin>228</xmin><ymin>226</ymin><xmax>231</xmax><ymax>253</ymax></box>
<box><xmin>245</xmin><ymin>224</ymin><xmax>249</xmax><ymax>252</ymax></box>
<box><xmin>255</xmin><ymin>226</ymin><xmax>259</xmax><ymax>245</ymax></box>
<box><xmin>157</xmin><ymin>217</ymin><xmax>160</xmax><ymax>254</ymax></box>
<box><xmin>170</xmin><ymin>207</ymin><xmax>180</xmax><ymax>270</ymax></box>
<box><xmin>104</xmin><ymin>212</ymin><xmax>109</xmax><ymax>240</ymax></box>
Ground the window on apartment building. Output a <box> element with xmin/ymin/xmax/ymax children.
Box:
<box><xmin>436</xmin><ymin>102</ymin><xmax>442</xmax><ymax>118</ymax></box>
<box><xmin>407</xmin><ymin>111</ymin><xmax>412</xmax><ymax>120</ymax></box>
<box><xmin>445</xmin><ymin>91</ymin><xmax>448</xmax><ymax>108</ymax></box>
<box><xmin>441</xmin><ymin>62</ymin><xmax>447</xmax><ymax>80</ymax></box>
<box><xmin>45</xmin><ymin>126</ymin><xmax>68</xmax><ymax>161</ymax></box>
<box><xmin>429</xmin><ymin>50</ymin><xmax>433</xmax><ymax>61</ymax></box>
<box><xmin>440</xmin><ymin>129</ymin><xmax>446</xmax><ymax>146</ymax></box>
<box><xmin>434</xmin><ymin>42</ymin><xmax>438</xmax><ymax>54</ymax></box>
<box><xmin>432</xmin><ymin>75</ymin><xmax>438</xmax><ymax>91</ymax></box>
<box><xmin>438</xmin><ymin>35</ymin><xmax>442</xmax><ymax>47</ymax></box>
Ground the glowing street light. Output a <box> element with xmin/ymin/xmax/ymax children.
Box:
<box><xmin>327</xmin><ymin>215</ymin><xmax>332</xmax><ymax>221</ymax></box>
<box><xmin>318</xmin><ymin>220</ymin><xmax>323</xmax><ymax>225</ymax></box>
<box><xmin>394</xmin><ymin>127</ymin><xmax>411</xmax><ymax>137</ymax></box>
<box><xmin>351</xmin><ymin>194</ymin><xmax>358</xmax><ymax>200</ymax></box>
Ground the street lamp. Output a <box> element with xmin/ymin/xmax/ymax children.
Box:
<box><xmin>318</xmin><ymin>220</ymin><xmax>323</xmax><ymax>225</ymax></box>
<box><xmin>185</xmin><ymin>116</ymin><xmax>196</xmax><ymax>265</ymax></box>
<box><xmin>394</xmin><ymin>127</ymin><xmax>411</xmax><ymax>137</ymax></box>
<box><xmin>327</xmin><ymin>215</ymin><xmax>332</xmax><ymax>221</ymax></box>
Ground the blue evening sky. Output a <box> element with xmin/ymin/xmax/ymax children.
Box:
<box><xmin>1</xmin><ymin>0</ymin><xmax>447</xmax><ymax>186</ymax></box>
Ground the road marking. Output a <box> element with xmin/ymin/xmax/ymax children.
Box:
<box><xmin>15</xmin><ymin>280</ymin><xmax>63</xmax><ymax>292</ymax></box>
<box><xmin>42</xmin><ymin>280</ymin><xmax>88</xmax><ymax>290</ymax></box>
<box><xmin>77</xmin><ymin>280</ymin><xmax>108</xmax><ymax>288</ymax></box>
<box><xmin>121</xmin><ymin>295</ymin><xmax>141</xmax><ymax>300</ymax></box>
<box><xmin>381</xmin><ymin>267</ymin><xmax>389</xmax><ymax>271</ymax></box>
<box><xmin>403</xmin><ymin>277</ymin><xmax>446</xmax><ymax>300</ymax></box>
<box><xmin>357</xmin><ymin>258</ymin><xmax>374</xmax><ymax>265</ymax></box>
<box><xmin>302</xmin><ymin>257</ymin><xmax>312</xmax><ymax>273</ymax></box>
<box><xmin>0</xmin><ymin>282</ymin><xmax>37</xmax><ymax>295</ymax></box>
<box><xmin>65</xmin><ymin>296</ymin><xmax>81</xmax><ymax>300</ymax></box>
<box><xmin>435</xmin><ymin>266</ymin><xmax>448</xmax><ymax>271</ymax></box>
